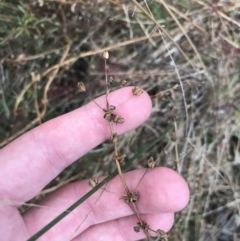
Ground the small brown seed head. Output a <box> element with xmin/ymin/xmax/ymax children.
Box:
<box><xmin>88</xmin><ymin>176</ymin><xmax>99</xmax><ymax>188</ymax></box>
<box><xmin>115</xmin><ymin>154</ymin><xmax>126</xmax><ymax>165</ymax></box>
<box><xmin>132</xmin><ymin>86</ymin><xmax>143</xmax><ymax>96</ymax></box>
<box><xmin>137</xmin><ymin>221</ymin><xmax>149</xmax><ymax>232</ymax></box>
<box><xmin>108</xmin><ymin>76</ymin><xmax>114</xmax><ymax>86</ymax></box>
<box><xmin>156</xmin><ymin>229</ymin><xmax>169</xmax><ymax>240</ymax></box>
<box><xmin>147</xmin><ymin>157</ymin><xmax>156</xmax><ymax>168</ymax></box>
<box><xmin>120</xmin><ymin>190</ymin><xmax>138</xmax><ymax>203</ymax></box>
<box><xmin>77</xmin><ymin>82</ymin><xmax>86</xmax><ymax>92</ymax></box>
<box><xmin>109</xmin><ymin>105</ymin><xmax>116</xmax><ymax>112</ymax></box>
<box><xmin>121</xmin><ymin>79</ymin><xmax>128</xmax><ymax>87</ymax></box>
<box><xmin>120</xmin><ymin>195</ymin><xmax>130</xmax><ymax>203</ymax></box>
<box><xmin>133</xmin><ymin>226</ymin><xmax>140</xmax><ymax>233</ymax></box>
<box><xmin>112</xmin><ymin>114</ymin><xmax>124</xmax><ymax>124</ymax></box>
<box><xmin>103</xmin><ymin>112</ymin><xmax>112</xmax><ymax>121</ymax></box>
<box><xmin>130</xmin><ymin>191</ymin><xmax>139</xmax><ymax>203</ymax></box>
<box><xmin>103</xmin><ymin>51</ymin><xmax>109</xmax><ymax>59</ymax></box>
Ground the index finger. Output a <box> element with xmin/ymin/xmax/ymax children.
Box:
<box><xmin>0</xmin><ymin>87</ymin><xmax>152</xmax><ymax>202</ymax></box>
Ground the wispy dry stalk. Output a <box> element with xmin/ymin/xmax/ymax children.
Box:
<box><xmin>98</xmin><ymin>51</ymin><xmax>168</xmax><ymax>241</ymax></box>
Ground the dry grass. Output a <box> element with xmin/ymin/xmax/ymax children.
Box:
<box><xmin>1</xmin><ymin>0</ymin><xmax>240</xmax><ymax>240</ymax></box>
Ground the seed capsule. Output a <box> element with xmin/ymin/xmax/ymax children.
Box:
<box><xmin>134</xmin><ymin>226</ymin><xmax>140</xmax><ymax>233</ymax></box>
<box><xmin>112</xmin><ymin>114</ymin><xmax>124</xmax><ymax>124</ymax></box>
<box><xmin>109</xmin><ymin>105</ymin><xmax>116</xmax><ymax>112</ymax></box>
<box><xmin>103</xmin><ymin>51</ymin><xmax>109</xmax><ymax>59</ymax></box>
<box><xmin>88</xmin><ymin>176</ymin><xmax>99</xmax><ymax>188</ymax></box>
<box><xmin>147</xmin><ymin>157</ymin><xmax>156</xmax><ymax>168</ymax></box>
<box><xmin>77</xmin><ymin>82</ymin><xmax>86</xmax><ymax>92</ymax></box>
<box><xmin>108</xmin><ymin>76</ymin><xmax>114</xmax><ymax>86</ymax></box>
<box><xmin>103</xmin><ymin>112</ymin><xmax>112</xmax><ymax>121</ymax></box>
<box><xmin>121</xmin><ymin>79</ymin><xmax>128</xmax><ymax>87</ymax></box>
<box><xmin>132</xmin><ymin>86</ymin><xmax>143</xmax><ymax>96</ymax></box>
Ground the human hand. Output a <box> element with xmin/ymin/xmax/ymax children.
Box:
<box><xmin>0</xmin><ymin>87</ymin><xmax>189</xmax><ymax>241</ymax></box>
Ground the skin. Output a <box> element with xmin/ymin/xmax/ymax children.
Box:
<box><xmin>0</xmin><ymin>87</ymin><xmax>189</xmax><ymax>241</ymax></box>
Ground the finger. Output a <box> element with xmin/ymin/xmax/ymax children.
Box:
<box><xmin>0</xmin><ymin>87</ymin><xmax>152</xmax><ymax>202</ymax></box>
<box><xmin>73</xmin><ymin>212</ymin><xmax>174</xmax><ymax>241</ymax></box>
<box><xmin>23</xmin><ymin>167</ymin><xmax>189</xmax><ymax>240</ymax></box>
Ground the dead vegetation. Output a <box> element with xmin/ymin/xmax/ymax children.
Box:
<box><xmin>1</xmin><ymin>0</ymin><xmax>240</xmax><ymax>240</ymax></box>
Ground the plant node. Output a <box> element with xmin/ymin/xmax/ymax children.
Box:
<box><xmin>121</xmin><ymin>191</ymin><xmax>139</xmax><ymax>203</ymax></box>
<box><xmin>103</xmin><ymin>105</ymin><xmax>124</xmax><ymax>124</ymax></box>
<box><xmin>132</xmin><ymin>86</ymin><xmax>143</xmax><ymax>96</ymax></box>
<box><xmin>114</xmin><ymin>154</ymin><xmax>126</xmax><ymax>166</ymax></box>
<box><xmin>133</xmin><ymin>226</ymin><xmax>140</xmax><ymax>233</ymax></box>
<box><xmin>112</xmin><ymin>114</ymin><xmax>124</xmax><ymax>124</ymax></box>
<box><xmin>136</xmin><ymin>221</ymin><xmax>149</xmax><ymax>232</ymax></box>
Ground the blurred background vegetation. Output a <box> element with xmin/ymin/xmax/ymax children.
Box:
<box><xmin>1</xmin><ymin>0</ymin><xmax>240</xmax><ymax>240</ymax></box>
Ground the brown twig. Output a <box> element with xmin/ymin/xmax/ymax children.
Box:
<box><xmin>100</xmin><ymin>51</ymin><xmax>168</xmax><ymax>240</ymax></box>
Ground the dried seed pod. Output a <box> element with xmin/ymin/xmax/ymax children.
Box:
<box><xmin>109</xmin><ymin>105</ymin><xmax>116</xmax><ymax>112</ymax></box>
<box><xmin>88</xmin><ymin>176</ymin><xmax>99</xmax><ymax>188</ymax></box>
<box><xmin>112</xmin><ymin>114</ymin><xmax>124</xmax><ymax>124</ymax></box>
<box><xmin>143</xmin><ymin>223</ymin><xmax>149</xmax><ymax>232</ymax></box>
<box><xmin>137</xmin><ymin>221</ymin><xmax>149</xmax><ymax>232</ymax></box>
<box><xmin>133</xmin><ymin>226</ymin><xmax>140</xmax><ymax>233</ymax></box>
<box><xmin>130</xmin><ymin>191</ymin><xmax>139</xmax><ymax>203</ymax></box>
<box><xmin>132</xmin><ymin>86</ymin><xmax>143</xmax><ymax>96</ymax></box>
<box><xmin>115</xmin><ymin>154</ymin><xmax>126</xmax><ymax>165</ymax></box>
<box><xmin>103</xmin><ymin>112</ymin><xmax>112</xmax><ymax>121</ymax></box>
<box><xmin>120</xmin><ymin>191</ymin><xmax>138</xmax><ymax>203</ymax></box>
<box><xmin>103</xmin><ymin>106</ymin><xmax>115</xmax><ymax>114</ymax></box>
<box><xmin>77</xmin><ymin>82</ymin><xmax>86</xmax><ymax>92</ymax></box>
<box><xmin>121</xmin><ymin>79</ymin><xmax>128</xmax><ymax>87</ymax></box>
<box><xmin>156</xmin><ymin>229</ymin><xmax>169</xmax><ymax>240</ymax></box>
<box><xmin>103</xmin><ymin>51</ymin><xmax>109</xmax><ymax>59</ymax></box>
<box><xmin>120</xmin><ymin>195</ymin><xmax>129</xmax><ymax>203</ymax></box>
<box><xmin>147</xmin><ymin>157</ymin><xmax>156</xmax><ymax>168</ymax></box>
<box><xmin>108</xmin><ymin>76</ymin><xmax>114</xmax><ymax>86</ymax></box>
<box><xmin>30</xmin><ymin>72</ymin><xmax>40</xmax><ymax>82</ymax></box>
